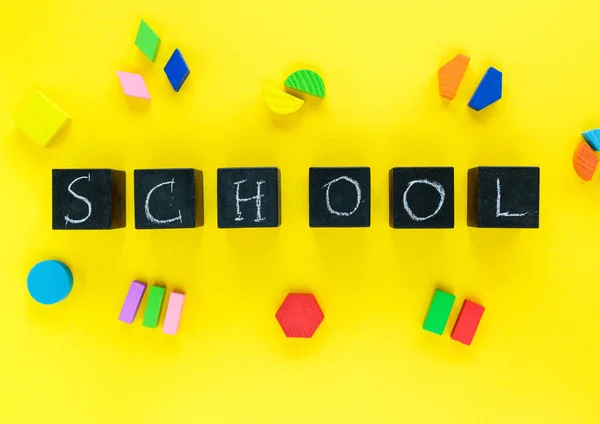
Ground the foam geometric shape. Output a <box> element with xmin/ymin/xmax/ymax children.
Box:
<box><xmin>142</xmin><ymin>285</ymin><xmax>166</xmax><ymax>328</ymax></box>
<box><xmin>117</xmin><ymin>71</ymin><xmax>151</xmax><ymax>99</ymax></box>
<box><xmin>284</xmin><ymin>70</ymin><xmax>326</xmax><ymax>98</ymax></box>
<box><xmin>15</xmin><ymin>92</ymin><xmax>70</xmax><ymax>147</ymax></box>
<box><xmin>164</xmin><ymin>49</ymin><xmax>190</xmax><ymax>92</ymax></box>
<box><xmin>468</xmin><ymin>67</ymin><xmax>502</xmax><ymax>111</ymax></box>
<box><xmin>118</xmin><ymin>280</ymin><xmax>147</xmax><ymax>324</ymax></box>
<box><xmin>163</xmin><ymin>292</ymin><xmax>185</xmax><ymax>335</ymax></box>
<box><xmin>450</xmin><ymin>299</ymin><xmax>485</xmax><ymax>346</ymax></box>
<box><xmin>422</xmin><ymin>289</ymin><xmax>455</xmax><ymax>335</ymax></box>
<box><xmin>263</xmin><ymin>85</ymin><xmax>304</xmax><ymax>115</ymax></box>
<box><xmin>135</xmin><ymin>20</ymin><xmax>161</xmax><ymax>62</ymax></box>
<box><xmin>27</xmin><ymin>260</ymin><xmax>73</xmax><ymax>305</ymax></box>
<box><xmin>438</xmin><ymin>53</ymin><xmax>470</xmax><ymax>100</ymax></box>
<box><xmin>275</xmin><ymin>293</ymin><xmax>324</xmax><ymax>338</ymax></box>
<box><xmin>582</xmin><ymin>129</ymin><xmax>600</xmax><ymax>151</ymax></box>
<box><xmin>573</xmin><ymin>142</ymin><xmax>598</xmax><ymax>181</ymax></box>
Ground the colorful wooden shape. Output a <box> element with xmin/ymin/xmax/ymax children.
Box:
<box><xmin>438</xmin><ymin>54</ymin><xmax>470</xmax><ymax>100</ymax></box>
<box><xmin>217</xmin><ymin>167</ymin><xmax>281</xmax><ymax>228</ymax></box>
<box><xmin>117</xmin><ymin>71</ymin><xmax>151</xmax><ymax>99</ymax></box>
<box><xmin>263</xmin><ymin>85</ymin><xmax>304</xmax><ymax>115</ymax></box>
<box><xmin>284</xmin><ymin>70</ymin><xmax>326</xmax><ymax>98</ymax></box>
<box><xmin>467</xmin><ymin>166</ymin><xmax>540</xmax><ymax>228</ymax></box>
<box><xmin>134</xmin><ymin>168</ymin><xmax>203</xmax><ymax>229</ymax></box>
<box><xmin>468</xmin><ymin>67</ymin><xmax>502</xmax><ymax>111</ymax></box>
<box><xmin>164</xmin><ymin>49</ymin><xmax>190</xmax><ymax>92</ymax></box>
<box><xmin>52</xmin><ymin>169</ymin><xmax>126</xmax><ymax>230</ymax></box>
<box><xmin>582</xmin><ymin>129</ymin><xmax>600</xmax><ymax>151</ymax></box>
<box><xmin>275</xmin><ymin>293</ymin><xmax>324</xmax><ymax>338</ymax></box>
<box><xmin>142</xmin><ymin>285</ymin><xmax>166</xmax><ymax>328</ymax></box>
<box><xmin>390</xmin><ymin>167</ymin><xmax>455</xmax><ymax>229</ymax></box>
<box><xmin>118</xmin><ymin>281</ymin><xmax>147</xmax><ymax>324</ymax></box>
<box><xmin>451</xmin><ymin>299</ymin><xmax>485</xmax><ymax>346</ymax></box>
<box><xmin>163</xmin><ymin>292</ymin><xmax>185</xmax><ymax>335</ymax></box>
<box><xmin>309</xmin><ymin>167</ymin><xmax>371</xmax><ymax>227</ymax></box>
<box><xmin>422</xmin><ymin>289</ymin><xmax>455</xmax><ymax>335</ymax></box>
<box><xmin>135</xmin><ymin>20</ymin><xmax>161</xmax><ymax>62</ymax></box>
<box><xmin>27</xmin><ymin>260</ymin><xmax>73</xmax><ymax>305</ymax></box>
<box><xmin>15</xmin><ymin>92</ymin><xmax>70</xmax><ymax>147</ymax></box>
<box><xmin>573</xmin><ymin>142</ymin><xmax>598</xmax><ymax>181</ymax></box>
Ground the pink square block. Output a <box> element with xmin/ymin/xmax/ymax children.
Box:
<box><xmin>163</xmin><ymin>292</ymin><xmax>185</xmax><ymax>335</ymax></box>
<box><xmin>117</xmin><ymin>71</ymin><xmax>151</xmax><ymax>99</ymax></box>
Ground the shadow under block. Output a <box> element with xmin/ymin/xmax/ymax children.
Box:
<box><xmin>217</xmin><ymin>167</ymin><xmax>280</xmax><ymax>228</ymax></box>
<box><xmin>142</xmin><ymin>285</ymin><xmax>166</xmax><ymax>329</ymax></box>
<box><xmin>467</xmin><ymin>167</ymin><xmax>540</xmax><ymax>228</ymax></box>
<box><xmin>573</xmin><ymin>142</ymin><xmax>598</xmax><ymax>181</ymax></box>
<box><xmin>451</xmin><ymin>299</ymin><xmax>485</xmax><ymax>346</ymax></box>
<box><xmin>390</xmin><ymin>167</ymin><xmax>454</xmax><ymax>229</ymax></box>
<box><xmin>582</xmin><ymin>129</ymin><xmax>600</xmax><ymax>151</ymax></box>
<box><xmin>52</xmin><ymin>169</ymin><xmax>126</xmax><ymax>229</ymax></box>
<box><xmin>309</xmin><ymin>167</ymin><xmax>371</xmax><ymax>227</ymax></box>
<box><xmin>438</xmin><ymin>54</ymin><xmax>470</xmax><ymax>100</ymax></box>
<box><xmin>134</xmin><ymin>169</ymin><xmax>203</xmax><ymax>229</ymax></box>
<box><xmin>118</xmin><ymin>281</ymin><xmax>147</xmax><ymax>324</ymax></box>
<box><xmin>16</xmin><ymin>92</ymin><xmax>70</xmax><ymax>147</ymax></box>
<box><xmin>164</xmin><ymin>49</ymin><xmax>190</xmax><ymax>92</ymax></box>
<box><xmin>163</xmin><ymin>292</ymin><xmax>185</xmax><ymax>335</ymax></box>
<box><xmin>422</xmin><ymin>289</ymin><xmax>456</xmax><ymax>335</ymax></box>
<box><xmin>275</xmin><ymin>293</ymin><xmax>324</xmax><ymax>338</ymax></box>
<box><xmin>468</xmin><ymin>67</ymin><xmax>502</xmax><ymax>111</ymax></box>
<box><xmin>135</xmin><ymin>20</ymin><xmax>161</xmax><ymax>62</ymax></box>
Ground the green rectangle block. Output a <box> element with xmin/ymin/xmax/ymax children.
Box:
<box><xmin>423</xmin><ymin>289</ymin><xmax>455</xmax><ymax>335</ymax></box>
<box><xmin>142</xmin><ymin>286</ymin><xmax>166</xmax><ymax>328</ymax></box>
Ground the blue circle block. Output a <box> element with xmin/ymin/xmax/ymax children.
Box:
<box><xmin>27</xmin><ymin>260</ymin><xmax>73</xmax><ymax>305</ymax></box>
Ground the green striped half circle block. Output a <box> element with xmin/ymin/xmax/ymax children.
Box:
<box><xmin>284</xmin><ymin>70</ymin><xmax>325</xmax><ymax>99</ymax></box>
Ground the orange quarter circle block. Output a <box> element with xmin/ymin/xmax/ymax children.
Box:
<box><xmin>438</xmin><ymin>54</ymin><xmax>471</xmax><ymax>100</ymax></box>
<box><xmin>573</xmin><ymin>142</ymin><xmax>599</xmax><ymax>181</ymax></box>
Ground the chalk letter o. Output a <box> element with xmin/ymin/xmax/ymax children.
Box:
<box><xmin>402</xmin><ymin>179</ymin><xmax>445</xmax><ymax>221</ymax></box>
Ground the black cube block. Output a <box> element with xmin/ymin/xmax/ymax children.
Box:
<box><xmin>134</xmin><ymin>169</ymin><xmax>203</xmax><ymax>229</ymax></box>
<box><xmin>52</xmin><ymin>169</ymin><xmax>125</xmax><ymax>230</ymax></box>
<box><xmin>309</xmin><ymin>167</ymin><xmax>370</xmax><ymax>227</ymax></box>
<box><xmin>468</xmin><ymin>166</ymin><xmax>540</xmax><ymax>228</ymax></box>
<box><xmin>217</xmin><ymin>167</ymin><xmax>280</xmax><ymax>228</ymax></box>
<box><xmin>390</xmin><ymin>167</ymin><xmax>454</xmax><ymax>229</ymax></box>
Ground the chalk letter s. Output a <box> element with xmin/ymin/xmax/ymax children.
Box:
<box><xmin>64</xmin><ymin>174</ymin><xmax>92</xmax><ymax>227</ymax></box>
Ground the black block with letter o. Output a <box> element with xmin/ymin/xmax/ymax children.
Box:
<box><xmin>309</xmin><ymin>167</ymin><xmax>370</xmax><ymax>227</ymax></box>
<box><xmin>52</xmin><ymin>169</ymin><xmax>125</xmax><ymax>230</ymax></box>
<box><xmin>134</xmin><ymin>169</ymin><xmax>203</xmax><ymax>229</ymax></box>
<box><xmin>389</xmin><ymin>167</ymin><xmax>454</xmax><ymax>229</ymax></box>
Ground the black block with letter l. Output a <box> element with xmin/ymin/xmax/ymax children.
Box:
<box><xmin>309</xmin><ymin>167</ymin><xmax>370</xmax><ymax>227</ymax></box>
<box><xmin>390</xmin><ymin>167</ymin><xmax>454</xmax><ymax>229</ymax></box>
<box><xmin>52</xmin><ymin>169</ymin><xmax>126</xmax><ymax>230</ymax></box>
<box><xmin>468</xmin><ymin>166</ymin><xmax>540</xmax><ymax>228</ymax></box>
<box><xmin>134</xmin><ymin>169</ymin><xmax>203</xmax><ymax>229</ymax></box>
<box><xmin>217</xmin><ymin>167</ymin><xmax>281</xmax><ymax>228</ymax></box>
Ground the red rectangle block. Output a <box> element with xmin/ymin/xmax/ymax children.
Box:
<box><xmin>451</xmin><ymin>300</ymin><xmax>485</xmax><ymax>346</ymax></box>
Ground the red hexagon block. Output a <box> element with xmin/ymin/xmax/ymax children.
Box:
<box><xmin>275</xmin><ymin>293</ymin><xmax>324</xmax><ymax>338</ymax></box>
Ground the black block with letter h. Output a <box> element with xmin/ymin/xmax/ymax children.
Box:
<box><xmin>52</xmin><ymin>169</ymin><xmax>126</xmax><ymax>229</ymax></box>
<box><xmin>134</xmin><ymin>169</ymin><xmax>203</xmax><ymax>229</ymax></box>
<box><xmin>390</xmin><ymin>167</ymin><xmax>454</xmax><ymax>228</ymax></box>
<box><xmin>468</xmin><ymin>166</ymin><xmax>540</xmax><ymax>228</ymax></box>
<box><xmin>217</xmin><ymin>167</ymin><xmax>281</xmax><ymax>228</ymax></box>
<box><xmin>309</xmin><ymin>167</ymin><xmax>370</xmax><ymax>227</ymax></box>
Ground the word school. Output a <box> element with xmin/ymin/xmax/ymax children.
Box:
<box><xmin>51</xmin><ymin>166</ymin><xmax>540</xmax><ymax>230</ymax></box>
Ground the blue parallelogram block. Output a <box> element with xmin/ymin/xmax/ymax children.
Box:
<box><xmin>468</xmin><ymin>67</ymin><xmax>502</xmax><ymax>111</ymax></box>
<box><xmin>164</xmin><ymin>48</ymin><xmax>190</xmax><ymax>92</ymax></box>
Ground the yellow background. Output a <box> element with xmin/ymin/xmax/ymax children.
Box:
<box><xmin>0</xmin><ymin>0</ymin><xmax>599</xmax><ymax>422</ymax></box>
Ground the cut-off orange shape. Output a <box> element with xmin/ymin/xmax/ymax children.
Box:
<box><xmin>438</xmin><ymin>54</ymin><xmax>471</xmax><ymax>100</ymax></box>
<box><xmin>573</xmin><ymin>142</ymin><xmax>598</xmax><ymax>181</ymax></box>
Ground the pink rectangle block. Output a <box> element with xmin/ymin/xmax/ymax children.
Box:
<box><xmin>118</xmin><ymin>280</ymin><xmax>147</xmax><ymax>324</ymax></box>
<box><xmin>163</xmin><ymin>292</ymin><xmax>185</xmax><ymax>335</ymax></box>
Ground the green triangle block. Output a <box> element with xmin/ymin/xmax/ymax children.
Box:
<box><xmin>135</xmin><ymin>20</ymin><xmax>161</xmax><ymax>62</ymax></box>
<box><xmin>284</xmin><ymin>70</ymin><xmax>326</xmax><ymax>98</ymax></box>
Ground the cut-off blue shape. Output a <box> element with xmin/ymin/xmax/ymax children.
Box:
<box><xmin>468</xmin><ymin>67</ymin><xmax>502</xmax><ymax>111</ymax></box>
<box><xmin>27</xmin><ymin>260</ymin><xmax>73</xmax><ymax>305</ymax></box>
<box><xmin>164</xmin><ymin>48</ymin><xmax>190</xmax><ymax>92</ymax></box>
<box><xmin>582</xmin><ymin>129</ymin><xmax>600</xmax><ymax>151</ymax></box>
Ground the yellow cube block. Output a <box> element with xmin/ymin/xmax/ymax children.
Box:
<box><xmin>15</xmin><ymin>92</ymin><xmax>70</xmax><ymax>147</ymax></box>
